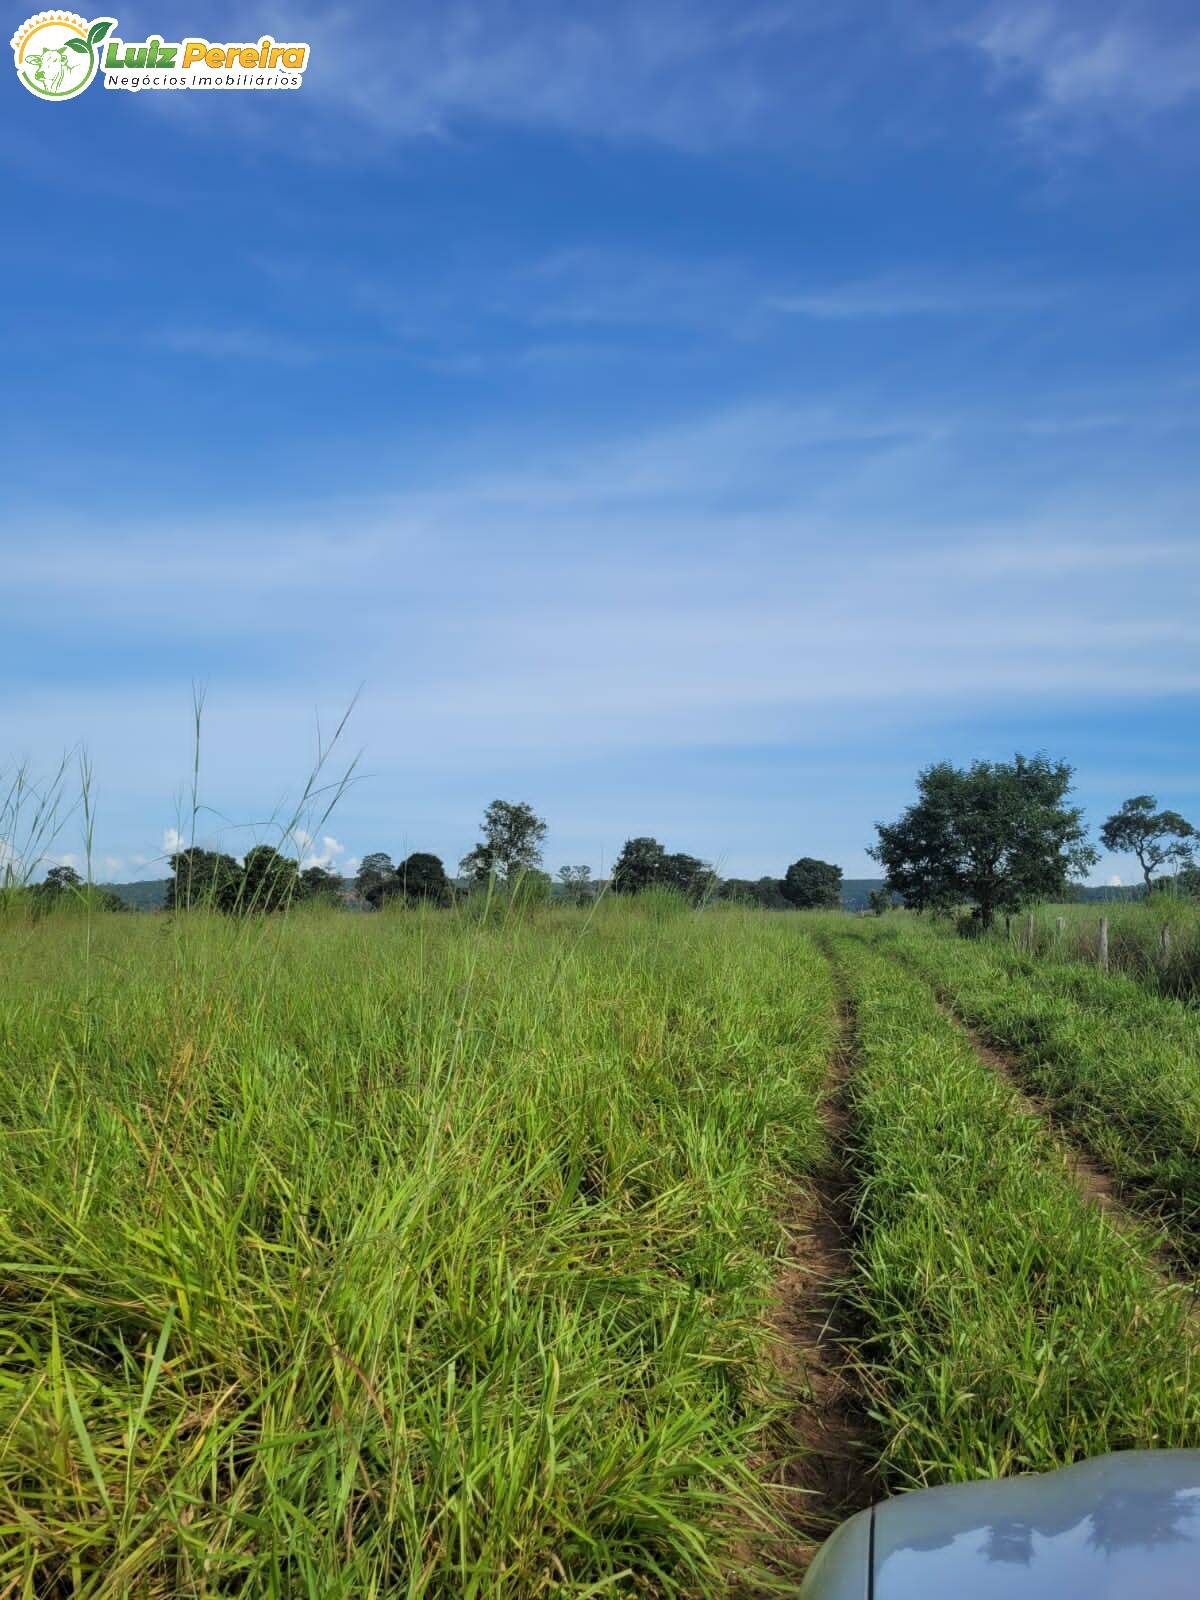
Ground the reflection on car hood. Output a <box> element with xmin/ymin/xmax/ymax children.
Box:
<box><xmin>873</xmin><ymin>1450</ymin><xmax>1200</xmax><ymax>1599</ymax></box>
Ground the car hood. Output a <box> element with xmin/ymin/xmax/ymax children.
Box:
<box><xmin>875</xmin><ymin>1450</ymin><xmax>1200</xmax><ymax>1599</ymax></box>
<box><xmin>801</xmin><ymin>1451</ymin><xmax>1200</xmax><ymax>1599</ymax></box>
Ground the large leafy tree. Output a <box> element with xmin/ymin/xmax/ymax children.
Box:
<box><xmin>356</xmin><ymin>852</ymin><xmax>395</xmax><ymax>906</ymax></box>
<box><xmin>780</xmin><ymin>857</ymin><xmax>843</xmax><ymax>909</ymax></box>
<box><xmin>611</xmin><ymin>837</ymin><xmax>667</xmax><ymax>894</ymax></box>
<box><xmin>241</xmin><ymin>845</ymin><xmax>300</xmax><ymax>912</ymax></box>
<box><xmin>165</xmin><ymin>847</ymin><xmax>243</xmax><ymax>912</ymax></box>
<box><xmin>37</xmin><ymin>864</ymin><xmax>84</xmax><ymax>897</ymax></box>
<box><xmin>660</xmin><ymin>852</ymin><xmax>716</xmax><ymax>902</ymax></box>
<box><xmin>299</xmin><ymin>865</ymin><xmax>343</xmax><ymax>903</ymax></box>
<box><xmin>34</xmin><ymin>865</ymin><xmax>123</xmax><ymax>913</ymax></box>
<box><xmin>1099</xmin><ymin>795</ymin><xmax>1195</xmax><ymax>896</ymax></box>
<box><xmin>610</xmin><ymin>837</ymin><xmax>714</xmax><ymax>902</ymax></box>
<box><xmin>459</xmin><ymin>800</ymin><xmax>547</xmax><ymax>885</ymax></box>
<box><xmin>870</xmin><ymin>754</ymin><xmax>1097</xmax><ymax>929</ymax></box>
<box><xmin>394</xmin><ymin>852</ymin><xmax>450</xmax><ymax>905</ymax></box>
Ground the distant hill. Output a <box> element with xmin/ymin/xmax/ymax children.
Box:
<box><xmin>104</xmin><ymin>879</ymin><xmax>168</xmax><ymax>910</ymax></box>
<box><xmin>837</xmin><ymin>878</ymin><xmax>1140</xmax><ymax>912</ymax></box>
<box><xmin>839</xmin><ymin>878</ymin><xmax>892</xmax><ymax>912</ymax></box>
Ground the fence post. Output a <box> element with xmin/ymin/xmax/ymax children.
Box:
<box><xmin>1005</xmin><ymin>914</ymin><xmax>1012</xmax><ymax>941</ymax></box>
<box><xmin>1161</xmin><ymin>924</ymin><xmax>1171</xmax><ymax>966</ymax></box>
<box><xmin>1098</xmin><ymin>916</ymin><xmax>1109</xmax><ymax>973</ymax></box>
<box><xmin>1026</xmin><ymin>910</ymin><xmax>1036</xmax><ymax>950</ymax></box>
<box><xmin>1055</xmin><ymin>916</ymin><xmax>1065</xmax><ymax>939</ymax></box>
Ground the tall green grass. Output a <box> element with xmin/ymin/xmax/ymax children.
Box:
<box><xmin>888</xmin><ymin>920</ymin><xmax>1200</xmax><ymax>1258</ymax></box>
<box><xmin>827</xmin><ymin>926</ymin><xmax>1200</xmax><ymax>1489</ymax></box>
<box><xmin>995</xmin><ymin>897</ymin><xmax>1200</xmax><ymax>1001</ymax></box>
<box><xmin>0</xmin><ymin>899</ymin><xmax>834</xmax><ymax>1597</ymax></box>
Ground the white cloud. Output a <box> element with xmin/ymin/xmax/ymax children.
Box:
<box><xmin>300</xmin><ymin>834</ymin><xmax>347</xmax><ymax>870</ymax></box>
<box><xmin>768</xmin><ymin>273</ymin><xmax>1059</xmax><ymax>320</ymax></box>
<box><xmin>1107</xmin><ymin>874</ymin><xmax>1123</xmax><ymax>886</ymax></box>
<box><xmin>282</xmin><ymin>0</ymin><xmax>822</xmax><ymax>149</ymax></box>
<box><xmin>964</xmin><ymin>4</ymin><xmax>1200</xmax><ymax>121</ymax></box>
<box><xmin>164</xmin><ymin>0</ymin><xmax>947</xmax><ymax>161</ymax></box>
<box><xmin>5</xmin><ymin>384</ymin><xmax>1200</xmax><ymax>879</ymax></box>
<box><xmin>162</xmin><ymin>827</ymin><xmax>186</xmax><ymax>852</ymax></box>
<box><xmin>49</xmin><ymin>852</ymin><xmax>81</xmax><ymax>869</ymax></box>
<box><xmin>505</xmin><ymin>251</ymin><xmax>1061</xmax><ymax>335</ymax></box>
<box><xmin>155</xmin><ymin>327</ymin><xmax>315</xmax><ymax>365</ymax></box>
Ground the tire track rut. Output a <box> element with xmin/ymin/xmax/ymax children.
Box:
<box><xmin>762</xmin><ymin>998</ymin><xmax>878</xmax><ymax>1581</ymax></box>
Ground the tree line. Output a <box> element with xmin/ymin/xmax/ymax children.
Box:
<box><xmin>154</xmin><ymin>756</ymin><xmax>1195</xmax><ymax>921</ymax></box>
<box><xmin>160</xmin><ymin>798</ymin><xmax>846</xmax><ymax>913</ymax></box>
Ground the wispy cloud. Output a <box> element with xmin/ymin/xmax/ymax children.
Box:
<box><xmin>768</xmin><ymin>273</ymin><xmax>1060</xmax><ymax>319</ymax></box>
<box><xmin>517</xmin><ymin>251</ymin><xmax>1063</xmax><ymax>332</ymax></box>
<box><xmin>155</xmin><ymin>327</ymin><xmax>315</xmax><ymax>364</ymax></box>
<box><xmin>8</xmin><ymin>392</ymin><xmax>1199</xmax><ymax>789</ymax></box>
<box><xmin>250</xmin><ymin>0</ymin><xmax>826</xmax><ymax>149</ymax></box>
<box><xmin>963</xmin><ymin>3</ymin><xmax>1200</xmax><ymax>122</ymax></box>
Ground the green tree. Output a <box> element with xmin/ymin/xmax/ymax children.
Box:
<box><xmin>610</xmin><ymin>838</ymin><xmax>713</xmax><ymax>902</ymax></box>
<box><xmin>715</xmin><ymin>877</ymin><xmax>789</xmax><ymax>908</ymax></box>
<box><xmin>299</xmin><ymin>865</ymin><xmax>343</xmax><ymax>903</ymax></box>
<box><xmin>394</xmin><ymin>852</ymin><xmax>450</xmax><ymax>905</ymax></box>
<box><xmin>459</xmin><ymin>800</ymin><xmax>547</xmax><ymax>885</ymax></box>
<box><xmin>557</xmin><ymin>865</ymin><xmax>594</xmax><ymax>905</ymax></box>
<box><xmin>37</xmin><ymin>864</ymin><xmax>83</xmax><ymax>898</ymax></box>
<box><xmin>870</xmin><ymin>754</ymin><xmax>1097</xmax><ymax>930</ymax></box>
<box><xmin>165</xmin><ymin>848</ymin><xmax>242</xmax><ymax>912</ymax></box>
<box><xmin>356</xmin><ymin>852</ymin><xmax>395</xmax><ymax>907</ymax></box>
<box><xmin>33</xmin><ymin>865</ymin><xmax>125</xmax><ymax>913</ymax></box>
<box><xmin>661</xmin><ymin>852</ymin><xmax>716</xmax><ymax>902</ymax></box>
<box><xmin>611</xmin><ymin>837</ymin><xmax>667</xmax><ymax>894</ymax></box>
<box><xmin>866</xmin><ymin>888</ymin><xmax>892</xmax><ymax>917</ymax></box>
<box><xmin>753</xmin><ymin>875</ymin><xmax>791</xmax><ymax>910</ymax></box>
<box><xmin>240</xmin><ymin>845</ymin><xmax>300</xmax><ymax>912</ymax></box>
<box><xmin>1099</xmin><ymin>795</ymin><xmax>1195</xmax><ymax>897</ymax></box>
<box><xmin>780</xmin><ymin>857</ymin><xmax>843</xmax><ymax>909</ymax></box>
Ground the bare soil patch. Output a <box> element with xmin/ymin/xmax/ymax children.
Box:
<box><xmin>756</xmin><ymin>1002</ymin><xmax>879</xmax><ymax>1582</ymax></box>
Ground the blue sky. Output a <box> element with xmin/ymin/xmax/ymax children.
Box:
<box><xmin>3</xmin><ymin>0</ymin><xmax>1199</xmax><ymax>885</ymax></box>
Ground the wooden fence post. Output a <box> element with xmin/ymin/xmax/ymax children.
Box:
<box><xmin>1098</xmin><ymin>916</ymin><xmax>1109</xmax><ymax>973</ymax></box>
<box><xmin>1161</xmin><ymin>924</ymin><xmax>1171</xmax><ymax>966</ymax></box>
<box><xmin>1026</xmin><ymin>910</ymin><xmax>1036</xmax><ymax>950</ymax></box>
<box><xmin>1055</xmin><ymin>916</ymin><xmax>1065</xmax><ymax>939</ymax></box>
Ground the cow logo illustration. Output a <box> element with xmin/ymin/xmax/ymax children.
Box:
<box><xmin>11</xmin><ymin>11</ymin><xmax>114</xmax><ymax>99</ymax></box>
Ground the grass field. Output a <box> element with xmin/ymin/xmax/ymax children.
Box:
<box><xmin>888</xmin><ymin>919</ymin><xmax>1200</xmax><ymax>1258</ymax></box>
<box><xmin>826</xmin><ymin>927</ymin><xmax>1200</xmax><ymax>1484</ymax></box>
<box><xmin>983</xmin><ymin>896</ymin><xmax>1200</xmax><ymax>1001</ymax></box>
<box><xmin>3</xmin><ymin>898</ymin><xmax>1200</xmax><ymax>1596</ymax></box>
